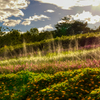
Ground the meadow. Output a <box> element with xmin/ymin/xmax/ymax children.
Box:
<box><xmin>0</xmin><ymin>36</ymin><xmax>100</xmax><ymax>100</ymax></box>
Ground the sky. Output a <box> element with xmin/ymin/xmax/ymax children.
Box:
<box><xmin>1</xmin><ymin>0</ymin><xmax>100</xmax><ymax>33</ymax></box>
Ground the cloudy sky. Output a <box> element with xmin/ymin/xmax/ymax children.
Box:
<box><xmin>1</xmin><ymin>0</ymin><xmax>100</xmax><ymax>33</ymax></box>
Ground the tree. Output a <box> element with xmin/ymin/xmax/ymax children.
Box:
<box><xmin>55</xmin><ymin>16</ymin><xmax>91</xmax><ymax>36</ymax></box>
<box><xmin>38</xmin><ymin>31</ymin><xmax>54</xmax><ymax>41</ymax></box>
<box><xmin>0</xmin><ymin>26</ymin><xmax>6</xmax><ymax>36</ymax></box>
<box><xmin>67</xmin><ymin>21</ymin><xmax>90</xmax><ymax>35</ymax></box>
<box><xmin>22</xmin><ymin>31</ymin><xmax>32</xmax><ymax>43</ymax></box>
<box><xmin>30</xmin><ymin>28</ymin><xmax>39</xmax><ymax>35</ymax></box>
<box><xmin>54</xmin><ymin>16</ymin><xmax>74</xmax><ymax>36</ymax></box>
<box><xmin>9</xmin><ymin>29</ymin><xmax>21</xmax><ymax>45</ymax></box>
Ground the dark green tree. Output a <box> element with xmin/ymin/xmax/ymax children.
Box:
<box><xmin>0</xmin><ymin>26</ymin><xmax>7</xmax><ymax>36</ymax></box>
<box><xmin>30</xmin><ymin>28</ymin><xmax>39</xmax><ymax>35</ymax></box>
<box><xmin>54</xmin><ymin>16</ymin><xmax>74</xmax><ymax>37</ymax></box>
<box><xmin>38</xmin><ymin>31</ymin><xmax>54</xmax><ymax>41</ymax></box>
<box><xmin>22</xmin><ymin>31</ymin><xmax>32</xmax><ymax>43</ymax></box>
<box><xmin>9</xmin><ymin>29</ymin><xmax>21</xmax><ymax>45</ymax></box>
<box><xmin>55</xmin><ymin>16</ymin><xmax>90</xmax><ymax>36</ymax></box>
<box><xmin>67</xmin><ymin>21</ymin><xmax>90</xmax><ymax>35</ymax></box>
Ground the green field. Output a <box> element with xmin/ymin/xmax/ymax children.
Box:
<box><xmin>0</xmin><ymin>37</ymin><xmax>100</xmax><ymax>100</ymax></box>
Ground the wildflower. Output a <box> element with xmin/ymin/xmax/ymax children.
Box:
<box><xmin>76</xmin><ymin>92</ymin><xmax>78</xmax><ymax>94</ymax></box>
<box><xmin>49</xmin><ymin>97</ymin><xmax>52</xmax><ymax>99</ymax></box>
<box><xmin>54</xmin><ymin>97</ymin><xmax>60</xmax><ymax>100</ymax></box>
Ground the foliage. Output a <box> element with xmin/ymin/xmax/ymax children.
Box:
<box><xmin>0</xmin><ymin>14</ymin><xmax>100</xmax><ymax>49</ymax></box>
<box><xmin>30</xmin><ymin>28</ymin><xmax>39</xmax><ymax>35</ymax></box>
<box><xmin>0</xmin><ymin>31</ymin><xmax>100</xmax><ymax>58</ymax></box>
<box><xmin>54</xmin><ymin>16</ymin><xmax>91</xmax><ymax>36</ymax></box>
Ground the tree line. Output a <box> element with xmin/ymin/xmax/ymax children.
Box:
<box><xmin>0</xmin><ymin>15</ymin><xmax>100</xmax><ymax>48</ymax></box>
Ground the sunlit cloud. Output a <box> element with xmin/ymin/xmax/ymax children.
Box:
<box><xmin>3</xmin><ymin>19</ymin><xmax>21</xmax><ymax>27</ymax></box>
<box><xmin>58</xmin><ymin>20</ymin><xmax>66</xmax><ymax>23</ymax></box>
<box><xmin>24</xmin><ymin>14</ymin><xmax>50</xmax><ymax>21</ymax></box>
<box><xmin>44</xmin><ymin>9</ymin><xmax>55</xmax><ymax>13</ymax></box>
<box><xmin>35</xmin><ymin>0</ymin><xmax>100</xmax><ymax>10</ymax></box>
<box><xmin>38</xmin><ymin>24</ymin><xmax>53</xmax><ymax>32</ymax></box>
<box><xmin>58</xmin><ymin>15</ymin><xmax>74</xmax><ymax>24</ymax></box>
<box><xmin>0</xmin><ymin>0</ymin><xmax>30</xmax><ymax>9</ymax></box>
<box><xmin>21</xmin><ymin>20</ymin><xmax>31</xmax><ymax>25</ymax></box>
<box><xmin>0</xmin><ymin>9</ymin><xmax>24</xmax><ymax>22</ymax></box>
<box><xmin>0</xmin><ymin>0</ymin><xmax>30</xmax><ymax>21</ymax></box>
<box><xmin>71</xmin><ymin>11</ymin><xmax>100</xmax><ymax>24</ymax></box>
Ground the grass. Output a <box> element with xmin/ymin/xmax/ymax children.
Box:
<box><xmin>0</xmin><ymin>37</ymin><xmax>100</xmax><ymax>100</ymax></box>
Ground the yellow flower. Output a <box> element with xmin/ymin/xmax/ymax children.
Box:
<box><xmin>48</xmin><ymin>94</ymin><xmax>51</xmax><ymax>96</ymax></box>
<box><xmin>75</xmin><ymin>87</ymin><xmax>78</xmax><ymax>89</ymax></box>
<box><xmin>71</xmin><ymin>93</ymin><xmax>73</xmax><ymax>95</ymax></box>
<box><xmin>81</xmin><ymin>97</ymin><xmax>85</xmax><ymax>100</ymax></box>
<box><xmin>54</xmin><ymin>97</ymin><xmax>59</xmax><ymax>100</ymax></box>
<box><xmin>30</xmin><ymin>89</ymin><xmax>33</xmax><ymax>92</ymax></box>
<box><xmin>4</xmin><ymin>45</ymin><xmax>7</xmax><ymax>47</ymax></box>
<box><xmin>95</xmin><ymin>85</ymin><xmax>98</xmax><ymax>87</ymax></box>
<box><xmin>98</xmin><ymin>81</ymin><xmax>100</xmax><ymax>83</ymax></box>
<box><xmin>62</xmin><ymin>95</ymin><xmax>64</xmax><ymax>97</ymax></box>
<box><xmin>91</xmin><ymin>81</ymin><xmax>94</xmax><ymax>84</ymax></box>
<box><xmin>90</xmin><ymin>79</ymin><xmax>93</xmax><ymax>81</ymax></box>
<box><xmin>42</xmin><ymin>97</ymin><xmax>45</xmax><ymax>100</ymax></box>
<box><xmin>81</xmin><ymin>89</ymin><xmax>84</xmax><ymax>91</ymax></box>
<box><xmin>89</xmin><ymin>84</ymin><xmax>92</xmax><ymax>86</ymax></box>
<box><xmin>87</xmin><ymin>96</ymin><xmax>91</xmax><ymax>99</ymax></box>
<box><xmin>26</xmin><ymin>96</ymin><xmax>31</xmax><ymax>100</ymax></box>
<box><xmin>55</xmin><ymin>90</ymin><xmax>58</xmax><ymax>92</ymax></box>
<box><xmin>49</xmin><ymin>97</ymin><xmax>52</xmax><ymax>99</ymax></box>
<box><xmin>76</xmin><ymin>92</ymin><xmax>78</xmax><ymax>94</ymax></box>
<box><xmin>2</xmin><ymin>82</ymin><xmax>4</xmax><ymax>84</ymax></box>
<box><xmin>91</xmin><ymin>87</ymin><xmax>94</xmax><ymax>89</ymax></box>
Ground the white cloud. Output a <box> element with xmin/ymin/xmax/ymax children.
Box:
<box><xmin>71</xmin><ymin>11</ymin><xmax>100</xmax><ymax>24</ymax></box>
<box><xmin>0</xmin><ymin>0</ymin><xmax>30</xmax><ymax>9</ymax></box>
<box><xmin>0</xmin><ymin>0</ymin><xmax>30</xmax><ymax>21</ymax></box>
<box><xmin>21</xmin><ymin>20</ymin><xmax>31</xmax><ymax>25</ymax></box>
<box><xmin>35</xmin><ymin>0</ymin><xmax>100</xmax><ymax>10</ymax></box>
<box><xmin>58</xmin><ymin>15</ymin><xmax>75</xmax><ymax>24</ymax></box>
<box><xmin>75</xmin><ymin>0</ymin><xmax>100</xmax><ymax>7</ymax></box>
<box><xmin>38</xmin><ymin>24</ymin><xmax>53</xmax><ymax>32</ymax></box>
<box><xmin>58</xmin><ymin>20</ymin><xmax>66</xmax><ymax>24</ymax></box>
<box><xmin>3</xmin><ymin>19</ymin><xmax>21</xmax><ymax>27</ymax></box>
<box><xmin>0</xmin><ymin>9</ymin><xmax>24</xmax><ymax>21</ymax></box>
<box><xmin>44</xmin><ymin>9</ymin><xmax>55</xmax><ymax>13</ymax></box>
<box><xmin>24</xmin><ymin>14</ymin><xmax>50</xmax><ymax>21</ymax></box>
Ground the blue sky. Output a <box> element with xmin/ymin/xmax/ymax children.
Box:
<box><xmin>1</xmin><ymin>0</ymin><xmax>100</xmax><ymax>33</ymax></box>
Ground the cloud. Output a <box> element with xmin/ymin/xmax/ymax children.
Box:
<box><xmin>71</xmin><ymin>11</ymin><xmax>100</xmax><ymax>24</ymax></box>
<box><xmin>44</xmin><ymin>9</ymin><xmax>55</xmax><ymax>13</ymax></box>
<box><xmin>24</xmin><ymin>14</ymin><xmax>50</xmax><ymax>21</ymax></box>
<box><xmin>3</xmin><ymin>19</ymin><xmax>21</xmax><ymax>27</ymax></box>
<box><xmin>58</xmin><ymin>15</ymin><xmax>74</xmax><ymax>24</ymax></box>
<box><xmin>38</xmin><ymin>24</ymin><xmax>53</xmax><ymax>32</ymax></box>
<box><xmin>21</xmin><ymin>20</ymin><xmax>31</xmax><ymax>25</ymax></box>
<box><xmin>0</xmin><ymin>9</ymin><xmax>24</xmax><ymax>21</ymax></box>
<box><xmin>0</xmin><ymin>0</ymin><xmax>30</xmax><ymax>21</ymax></box>
<box><xmin>35</xmin><ymin>0</ymin><xmax>100</xmax><ymax>10</ymax></box>
<box><xmin>58</xmin><ymin>20</ymin><xmax>66</xmax><ymax>24</ymax></box>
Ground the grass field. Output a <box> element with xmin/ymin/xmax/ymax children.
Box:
<box><xmin>0</xmin><ymin>39</ymin><xmax>100</xmax><ymax>100</ymax></box>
